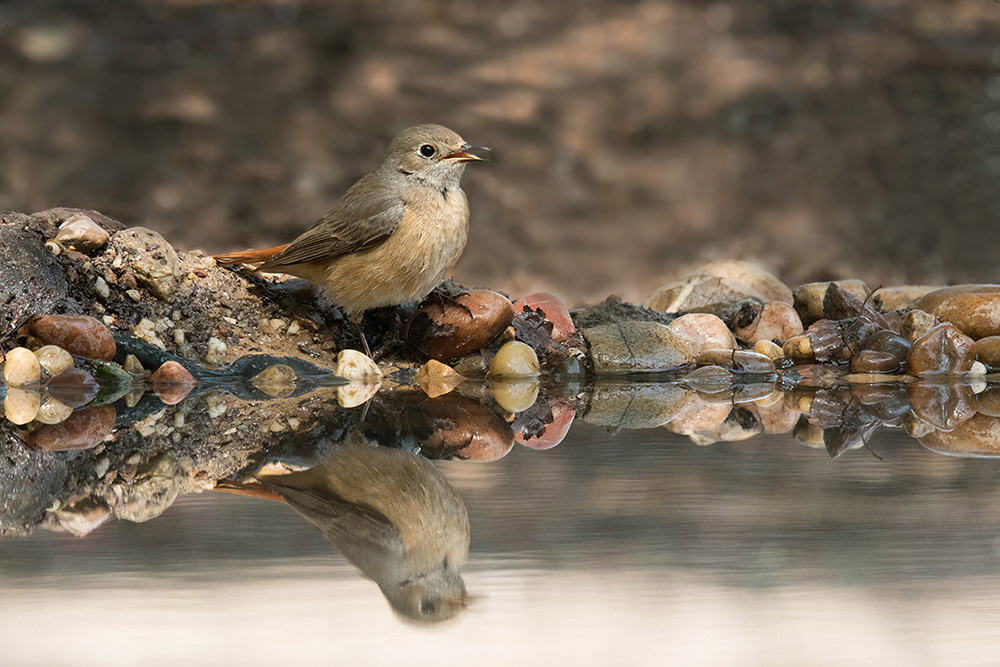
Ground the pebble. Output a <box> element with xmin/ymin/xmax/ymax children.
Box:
<box><xmin>582</xmin><ymin>321</ymin><xmax>691</xmax><ymax>374</ymax></box>
<box><xmin>792</xmin><ymin>279</ymin><xmax>869</xmax><ymax>326</ymax></box>
<box><xmin>94</xmin><ymin>276</ymin><xmax>110</xmax><ymax>299</ymax></box>
<box><xmin>94</xmin><ymin>457</ymin><xmax>110</xmax><ymax>479</ymax></box>
<box><xmin>644</xmin><ymin>274</ymin><xmax>764</xmax><ymax>315</ymax></box>
<box><xmin>123</xmin><ymin>354</ymin><xmax>145</xmax><ymax>374</ymax></box>
<box><xmin>22</xmin><ymin>314</ymin><xmax>116</xmax><ymax>360</ymax></box>
<box><xmin>975</xmin><ymin>387</ymin><xmax>1000</xmax><ymax>417</ymax></box>
<box><xmin>415</xmin><ymin>393</ymin><xmax>515</xmax><ymax>462</ymax></box>
<box><xmin>696</xmin><ymin>349</ymin><xmax>776</xmax><ymax>373</ymax></box>
<box><xmin>53</xmin><ymin>213</ymin><xmax>110</xmax><ymax>254</ymax></box>
<box><xmin>973</xmin><ymin>336</ymin><xmax>1000</xmax><ymax>370</ymax></box>
<box><xmin>851</xmin><ymin>330</ymin><xmax>911</xmax><ymax>374</ymax></box>
<box><xmin>112</xmin><ymin>227</ymin><xmax>186</xmax><ymax>301</ymax></box>
<box><xmin>907</xmin><ymin>382</ymin><xmax>978</xmax><ymax>432</ymax></box>
<box><xmin>406</xmin><ymin>289</ymin><xmax>515</xmax><ymax>362</ymax></box>
<box><xmin>34</xmin><ymin>345</ymin><xmax>74</xmax><ymax>378</ymax></box>
<box><xmin>490</xmin><ymin>378</ymin><xmax>540</xmax><ymax>413</ymax></box>
<box><xmin>793</xmin><ymin>420</ymin><xmax>826</xmax><ymax>448</ymax></box>
<box><xmin>490</xmin><ymin>341</ymin><xmax>540</xmax><ymax>378</ymax></box>
<box><xmin>3</xmin><ymin>347</ymin><xmax>41</xmax><ymax>386</ymax></box>
<box><xmin>584</xmin><ymin>383</ymin><xmax>691</xmax><ymax>430</ymax></box>
<box><xmin>919</xmin><ymin>413</ymin><xmax>1000</xmax><ymax>457</ymax></box>
<box><xmin>126</xmin><ymin>289</ymin><xmax>142</xmax><ymax>302</ymax></box>
<box><xmin>683</xmin><ymin>365</ymin><xmax>733</xmax><ymax>394</ymax></box>
<box><xmin>876</xmin><ymin>285</ymin><xmax>941</xmax><ymax>311</ymax></box>
<box><xmin>668</xmin><ymin>313</ymin><xmax>736</xmax><ymax>356</ymax></box>
<box><xmin>452</xmin><ymin>354</ymin><xmax>489</xmax><ymax>378</ymax></box>
<box><xmin>515</xmin><ymin>402</ymin><xmax>576</xmax><ymax>450</ymax></box>
<box><xmin>35</xmin><ymin>396</ymin><xmax>73</xmax><ymax>425</ymax></box>
<box><xmin>415</xmin><ymin>359</ymin><xmax>461</xmax><ymax>398</ymax></box>
<box><xmin>48</xmin><ymin>367</ymin><xmax>99</xmax><ymax>408</ymax></box>
<box><xmin>54</xmin><ymin>500</ymin><xmax>110</xmax><ymax>538</ymax></box>
<box><xmin>916</xmin><ymin>285</ymin><xmax>1000</xmax><ymax>339</ymax></box>
<box><xmin>749</xmin><ymin>393</ymin><xmax>801</xmax><ymax>434</ymax></box>
<box><xmin>151</xmin><ymin>361</ymin><xmax>197</xmax><ymax>405</ymax></box>
<box><xmin>337</xmin><ymin>382</ymin><xmax>381</xmax><ymax>409</ymax></box>
<box><xmin>336</xmin><ymin>349</ymin><xmax>383</xmax><ymax>381</ymax></box>
<box><xmin>685</xmin><ymin>260</ymin><xmax>793</xmax><ymax>304</ymax></box>
<box><xmin>513</xmin><ymin>292</ymin><xmax>575</xmax><ymax>342</ymax></box>
<box><xmin>754</xmin><ymin>339</ymin><xmax>784</xmax><ymax>361</ymax></box>
<box><xmin>664</xmin><ymin>395</ymin><xmax>733</xmax><ymax>436</ymax></box>
<box><xmin>733</xmin><ymin>301</ymin><xmax>803</xmax><ymax>345</ymax></box>
<box><xmin>204</xmin><ymin>336</ymin><xmax>227</xmax><ymax>365</ymax></box>
<box><xmin>251</xmin><ymin>364</ymin><xmax>297</xmax><ymax>398</ymax></box>
<box><xmin>4</xmin><ymin>388</ymin><xmax>41</xmax><ymax>425</ymax></box>
<box><xmin>287</xmin><ymin>321</ymin><xmax>301</xmax><ymax>335</ymax></box>
<box><xmin>27</xmin><ymin>405</ymin><xmax>117</xmax><ymax>451</ymax></box>
<box><xmin>822</xmin><ymin>282</ymin><xmax>889</xmax><ymax>328</ymax></box>
<box><xmin>906</xmin><ymin>322</ymin><xmax>976</xmax><ymax>376</ymax></box>
<box><xmin>900</xmin><ymin>309</ymin><xmax>938</xmax><ymax>342</ymax></box>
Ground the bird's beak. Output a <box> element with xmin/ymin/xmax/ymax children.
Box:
<box><xmin>444</xmin><ymin>144</ymin><xmax>491</xmax><ymax>162</ymax></box>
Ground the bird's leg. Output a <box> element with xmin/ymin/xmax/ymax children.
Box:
<box><xmin>348</xmin><ymin>312</ymin><xmax>372</xmax><ymax>357</ymax></box>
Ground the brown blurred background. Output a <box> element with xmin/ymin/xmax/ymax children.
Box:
<box><xmin>1</xmin><ymin>0</ymin><xmax>998</xmax><ymax>306</ymax></box>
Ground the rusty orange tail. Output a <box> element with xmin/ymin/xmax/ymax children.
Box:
<box><xmin>213</xmin><ymin>243</ymin><xmax>290</xmax><ymax>266</ymax></box>
<box><xmin>213</xmin><ymin>480</ymin><xmax>287</xmax><ymax>503</ymax></box>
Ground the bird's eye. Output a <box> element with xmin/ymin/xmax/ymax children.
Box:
<box><xmin>419</xmin><ymin>144</ymin><xmax>436</xmax><ymax>158</ymax></box>
<box><xmin>420</xmin><ymin>599</ymin><xmax>437</xmax><ymax>615</ymax></box>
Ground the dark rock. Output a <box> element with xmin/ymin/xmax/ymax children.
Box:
<box><xmin>48</xmin><ymin>367</ymin><xmax>99</xmax><ymax>408</ymax></box>
<box><xmin>906</xmin><ymin>322</ymin><xmax>975</xmax><ymax>376</ymax></box>
<box><xmin>0</xmin><ymin>214</ymin><xmax>71</xmax><ymax>334</ymax></box>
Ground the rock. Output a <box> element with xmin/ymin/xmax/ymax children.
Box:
<box><xmin>668</xmin><ymin>313</ymin><xmax>736</xmax><ymax>356</ymax></box>
<box><xmin>452</xmin><ymin>355</ymin><xmax>488</xmax><ymax>378</ymax></box>
<box><xmin>35</xmin><ymin>397</ymin><xmax>73</xmax><ymax>425</ymax></box>
<box><xmin>26</xmin><ymin>405</ymin><xmax>116</xmax><ymax>451</ymax></box>
<box><xmin>906</xmin><ymin>323</ymin><xmax>976</xmax><ymax>376</ymax></box>
<box><xmin>733</xmin><ymin>301</ymin><xmax>803</xmax><ymax>345</ymax></box>
<box><xmin>515</xmin><ymin>402</ymin><xmax>575</xmax><ymax>450</ymax></box>
<box><xmin>900</xmin><ymin>309</ymin><xmax>939</xmax><ymax>342</ymax></box>
<box><xmin>3</xmin><ymin>347</ymin><xmax>41</xmax><ymax>386</ymax></box>
<box><xmin>4</xmin><ymin>388</ymin><xmax>41</xmax><ymax>424</ymax></box>
<box><xmin>204</xmin><ymin>336</ymin><xmax>227</xmax><ymax>365</ymax></box>
<box><xmin>683</xmin><ymin>365</ymin><xmax>733</xmax><ymax>393</ymax></box>
<box><xmin>250</xmin><ymin>364</ymin><xmax>297</xmax><ymax>398</ymax></box>
<box><xmin>123</xmin><ymin>354</ymin><xmax>145</xmax><ymax>375</ymax></box>
<box><xmin>513</xmin><ymin>292</ymin><xmax>575</xmax><ymax>342</ymax></box>
<box><xmin>405</xmin><ymin>289</ymin><xmax>514</xmax><ymax>362</ymax></box>
<box><xmin>151</xmin><ymin>361</ymin><xmax>197</xmax><ymax>405</ymax></box>
<box><xmin>749</xmin><ymin>393</ymin><xmax>801</xmax><ymax>434</ymax></box>
<box><xmin>694</xmin><ymin>349</ymin><xmax>775</xmax><ymax>373</ymax></box>
<box><xmin>822</xmin><ymin>282</ymin><xmax>889</xmax><ymax>329</ymax></box>
<box><xmin>116</xmin><ymin>453</ymin><xmax>183</xmax><ymax>523</ymax></box>
<box><xmin>974</xmin><ymin>336</ymin><xmax>1000</xmax><ymax>371</ymax></box>
<box><xmin>415</xmin><ymin>359</ymin><xmax>461</xmax><ymax>398</ymax></box>
<box><xmin>490</xmin><ymin>341</ymin><xmax>540</xmax><ymax>377</ymax></box>
<box><xmin>907</xmin><ymin>383</ymin><xmax>977</xmax><ymax>432</ymax></box>
<box><xmin>48</xmin><ymin>367</ymin><xmax>99</xmax><ymax>408</ymax></box>
<box><xmin>53</xmin><ymin>213</ymin><xmax>110</xmax><ymax>254</ymax></box>
<box><xmin>685</xmin><ymin>260</ymin><xmax>793</xmax><ymax>304</ymax></box>
<box><xmin>582</xmin><ymin>321</ymin><xmax>691</xmax><ymax>374</ymax></box>
<box><xmin>645</xmin><ymin>274</ymin><xmax>764</xmax><ymax>316</ymax></box>
<box><xmin>54</xmin><ymin>498</ymin><xmax>111</xmax><ymax>537</ymax></box>
<box><xmin>916</xmin><ymin>285</ymin><xmax>1000</xmax><ymax>339</ymax></box>
<box><xmin>876</xmin><ymin>285</ymin><xmax>942</xmax><ymax>311</ymax></box>
<box><xmin>585</xmin><ymin>383</ymin><xmax>692</xmax><ymax>430</ymax></box>
<box><xmin>22</xmin><ymin>314</ymin><xmax>116</xmax><ymax>360</ymax></box>
<box><xmin>793</xmin><ymin>279</ymin><xmax>869</xmax><ymax>326</ymax></box>
<box><xmin>490</xmin><ymin>379</ymin><xmax>540</xmax><ymax>413</ymax></box>
<box><xmin>793</xmin><ymin>419</ymin><xmax>826</xmax><ymax>448</ymax></box>
<box><xmin>851</xmin><ymin>383</ymin><xmax>910</xmax><ymax>421</ymax></box>
<box><xmin>754</xmin><ymin>339</ymin><xmax>784</xmax><ymax>361</ymax></box>
<box><xmin>919</xmin><ymin>413</ymin><xmax>1000</xmax><ymax>457</ymax></box>
<box><xmin>336</xmin><ymin>349</ymin><xmax>382</xmax><ymax>381</ymax></box>
<box><xmin>850</xmin><ymin>331</ymin><xmax>911</xmax><ymax>374</ymax></box>
<box><xmin>415</xmin><ymin>394</ymin><xmax>515</xmax><ymax>462</ymax></box>
<box><xmin>34</xmin><ymin>345</ymin><xmax>74</xmax><ymax>378</ymax></box>
<box><xmin>975</xmin><ymin>387</ymin><xmax>1000</xmax><ymax>417</ymax></box>
<box><xmin>0</xmin><ymin>217</ymin><xmax>71</xmax><ymax>334</ymax></box>
<box><xmin>112</xmin><ymin>227</ymin><xmax>186</xmax><ymax>301</ymax></box>
<box><xmin>664</xmin><ymin>395</ymin><xmax>733</xmax><ymax>436</ymax></box>
<box><xmin>337</xmin><ymin>382</ymin><xmax>381</xmax><ymax>409</ymax></box>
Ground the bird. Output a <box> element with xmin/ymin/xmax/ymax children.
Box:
<box><xmin>213</xmin><ymin>124</ymin><xmax>488</xmax><ymax>356</ymax></box>
<box><xmin>257</xmin><ymin>440</ymin><xmax>472</xmax><ymax>624</ymax></box>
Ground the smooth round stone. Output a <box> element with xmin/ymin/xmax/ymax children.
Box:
<box><xmin>733</xmin><ymin>301</ymin><xmax>803</xmax><ymax>345</ymax></box>
<box><xmin>906</xmin><ymin>323</ymin><xmax>975</xmax><ymax>376</ymax></box>
<box><xmin>916</xmin><ymin>285</ymin><xmax>1000</xmax><ymax>339</ymax></box>
<box><xmin>749</xmin><ymin>395</ymin><xmax>800</xmax><ymax>434</ymax></box>
<box><xmin>22</xmin><ymin>314</ymin><xmax>116</xmax><ymax>360</ymax></box>
<box><xmin>490</xmin><ymin>378</ymin><xmax>540</xmax><ymax>413</ymax></box>
<box><xmin>583</xmin><ymin>321</ymin><xmax>691</xmax><ymax>374</ymax></box>
<box><xmin>664</xmin><ymin>395</ymin><xmax>732</xmax><ymax>435</ymax></box>
<box><xmin>3</xmin><ymin>347</ymin><xmax>41</xmax><ymax>386</ymax></box>
<box><xmin>668</xmin><ymin>313</ymin><xmax>736</xmax><ymax>357</ymax></box>
<box><xmin>584</xmin><ymin>383</ymin><xmax>691</xmax><ymax>430</ymax></box>
<box><xmin>863</xmin><ymin>330</ymin><xmax>912</xmax><ymax>357</ymax></box>
<box><xmin>151</xmin><ymin>361</ymin><xmax>197</xmax><ymax>406</ymax></box>
<box><xmin>335</xmin><ymin>349</ymin><xmax>382</xmax><ymax>381</ymax></box>
<box><xmin>973</xmin><ymin>336</ymin><xmax>1000</xmax><ymax>370</ymax></box>
<box><xmin>685</xmin><ymin>260</ymin><xmax>793</xmax><ymax>304</ymax></box>
<box><xmin>415</xmin><ymin>359</ymin><xmax>461</xmax><ymax>398</ymax></box>
<box><xmin>515</xmin><ymin>401</ymin><xmax>576</xmax><ymax>450</ymax></box>
<box><xmin>35</xmin><ymin>397</ymin><xmax>74</xmax><ymax>425</ymax></box>
<box><xmin>754</xmin><ymin>339</ymin><xmax>784</xmax><ymax>361</ymax></box>
<box><xmin>850</xmin><ymin>349</ymin><xmax>901</xmax><ymax>374</ymax></box>
<box><xmin>513</xmin><ymin>292</ymin><xmax>575</xmax><ymax>342</ymax></box>
<box><xmin>782</xmin><ymin>335</ymin><xmax>815</xmax><ymax>364</ymax></box>
<box><xmin>452</xmin><ymin>354</ymin><xmax>488</xmax><ymax>378</ymax></box>
<box><xmin>683</xmin><ymin>365</ymin><xmax>733</xmax><ymax>394</ymax></box>
<box><xmin>793</xmin><ymin>419</ymin><xmax>826</xmax><ymax>449</ymax></box>
<box><xmin>406</xmin><ymin>290</ymin><xmax>515</xmax><ymax>362</ymax></box>
<box><xmin>489</xmin><ymin>341</ymin><xmax>540</xmax><ymax>378</ymax></box>
<box><xmin>907</xmin><ymin>382</ymin><xmax>977</xmax><ymax>432</ymax></box>
<box><xmin>876</xmin><ymin>285</ymin><xmax>942</xmax><ymax>311</ymax></box>
<box><xmin>34</xmin><ymin>345</ymin><xmax>74</xmax><ymax>378</ymax></box>
<box><xmin>919</xmin><ymin>413</ymin><xmax>1000</xmax><ymax>457</ymax></box>
<box><xmin>250</xmin><ymin>364</ymin><xmax>297</xmax><ymax>398</ymax></box>
<box><xmin>4</xmin><ymin>388</ymin><xmax>41</xmax><ymax>425</ymax></box>
<box><xmin>27</xmin><ymin>405</ymin><xmax>116</xmax><ymax>451</ymax></box>
<box><xmin>975</xmin><ymin>386</ymin><xmax>1000</xmax><ymax>417</ymax></box>
<box><xmin>337</xmin><ymin>382</ymin><xmax>380</xmax><ymax>409</ymax></box>
<box><xmin>645</xmin><ymin>274</ymin><xmax>764</xmax><ymax>314</ymax></box>
<box><xmin>48</xmin><ymin>367</ymin><xmax>98</xmax><ymax>408</ymax></box>
<box><xmin>792</xmin><ymin>279</ymin><xmax>870</xmax><ymax>326</ymax></box>
<box><xmin>53</xmin><ymin>213</ymin><xmax>110</xmax><ymax>254</ymax></box>
<box><xmin>416</xmin><ymin>394</ymin><xmax>515</xmax><ymax>462</ymax></box>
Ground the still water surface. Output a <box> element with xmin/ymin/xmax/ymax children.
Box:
<box><xmin>3</xmin><ymin>420</ymin><xmax>999</xmax><ymax>666</ymax></box>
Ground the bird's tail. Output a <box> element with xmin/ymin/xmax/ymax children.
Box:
<box><xmin>213</xmin><ymin>479</ymin><xmax>287</xmax><ymax>503</ymax></box>
<box><xmin>213</xmin><ymin>243</ymin><xmax>290</xmax><ymax>266</ymax></box>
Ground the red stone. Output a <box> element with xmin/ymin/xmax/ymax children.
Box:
<box><xmin>513</xmin><ymin>292</ymin><xmax>575</xmax><ymax>342</ymax></box>
<box><xmin>516</xmin><ymin>401</ymin><xmax>576</xmax><ymax>450</ymax></box>
<box><xmin>22</xmin><ymin>314</ymin><xmax>116</xmax><ymax>360</ymax></box>
<box><xmin>152</xmin><ymin>361</ymin><xmax>197</xmax><ymax>405</ymax></box>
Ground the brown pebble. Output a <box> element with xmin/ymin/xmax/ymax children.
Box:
<box><xmin>27</xmin><ymin>405</ymin><xmax>116</xmax><ymax>451</ymax></box>
<box><xmin>850</xmin><ymin>350</ymin><xmax>901</xmax><ymax>374</ymax></box>
<box><xmin>906</xmin><ymin>323</ymin><xmax>975</xmax><ymax>376</ymax></box>
<box><xmin>900</xmin><ymin>309</ymin><xmax>938</xmax><ymax>342</ymax></box>
<box><xmin>792</xmin><ymin>280</ymin><xmax>870</xmax><ymax>326</ymax></box>
<box><xmin>975</xmin><ymin>386</ymin><xmax>1000</xmax><ymax>417</ymax></box>
<box><xmin>415</xmin><ymin>359</ymin><xmax>461</xmax><ymax>398</ymax></box>
<box><xmin>919</xmin><ymin>413</ymin><xmax>1000</xmax><ymax>458</ymax></box>
<box><xmin>734</xmin><ymin>301</ymin><xmax>803</xmax><ymax>345</ymax></box>
<box><xmin>48</xmin><ymin>368</ymin><xmax>99</xmax><ymax>408</ymax></box>
<box><xmin>22</xmin><ymin>314</ymin><xmax>116</xmax><ymax>360</ymax></box>
<box><xmin>415</xmin><ymin>393</ymin><xmax>515</xmax><ymax>462</ymax></box>
<box><xmin>907</xmin><ymin>382</ymin><xmax>977</xmax><ymax>432</ymax></box>
<box><xmin>973</xmin><ymin>336</ymin><xmax>1000</xmax><ymax>371</ymax></box>
<box><xmin>406</xmin><ymin>290</ymin><xmax>515</xmax><ymax>362</ymax></box>
<box><xmin>151</xmin><ymin>361</ymin><xmax>197</xmax><ymax>405</ymax></box>
<box><xmin>916</xmin><ymin>285</ymin><xmax>1000</xmax><ymax>339</ymax></box>
<box><xmin>4</xmin><ymin>388</ymin><xmax>41</xmax><ymax>425</ymax></box>
<box><xmin>669</xmin><ymin>313</ymin><xmax>736</xmax><ymax>357</ymax></box>
<box><xmin>515</xmin><ymin>401</ymin><xmax>576</xmax><ymax>450</ymax></box>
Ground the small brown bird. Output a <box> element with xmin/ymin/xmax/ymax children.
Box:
<box><xmin>257</xmin><ymin>441</ymin><xmax>472</xmax><ymax>624</ymax></box>
<box><xmin>214</xmin><ymin>124</ymin><xmax>488</xmax><ymax>354</ymax></box>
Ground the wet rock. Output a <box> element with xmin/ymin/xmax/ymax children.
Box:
<box><xmin>0</xmin><ymin>217</ymin><xmax>71</xmax><ymax>334</ymax></box>
<box><xmin>687</xmin><ymin>260</ymin><xmax>793</xmax><ymax>304</ymax></box>
<box><xmin>668</xmin><ymin>313</ymin><xmax>736</xmax><ymax>356</ymax></box>
<box><xmin>490</xmin><ymin>341</ymin><xmax>540</xmax><ymax>377</ymax></box>
<box><xmin>112</xmin><ymin>227</ymin><xmax>186</xmax><ymax>301</ymax></box>
<box><xmin>683</xmin><ymin>365</ymin><xmax>733</xmax><ymax>394</ymax></box>
<box><xmin>906</xmin><ymin>323</ymin><xmax>976</xmax><ymax>376</ymax></box>
<box><xmin>754</xmin><ymin>339</ymin><xmax>784</xmax><ymax>361</ymax></box>
<box><xmin>919</xmin><ymin>413</ymin><xmax>1000</xmax><ymax>457</ymax></box>
<box><xmin>851</xmin><ymin>331</ymin><xmax>911</xmax><ymax>374</ymax></box>
<box><xmin>53</xmin><ymin>213</ymin><xmax>110</xmax><ymax>254</ymax></box>
<box><xmin>571</xmin><ymin>294</ymin><xmax>677</xmax><ymax>330</ymax></box>
<box><xmin>782</xmin><ymin>317</ymin><xmax>871</xmax><ymax>365</ymax></box>
<box><xmin>250</xmin><ymin>364</ymin><xmax>297</xmax><ymax>398</ymax></box>
<box><xmin>116</xmin><ymin>453</ymin><xmax>183</xmax><ymax>523</ymax></box>
<box><xmin>48</xmin><ymin>367</ymin><xmax>99</xmax><ymax>408</ymax></box>
<box><xmin>876</xmin><ymin>285</ymin><xmax>941</xmax><ymax>311</ymax></box>
<box><xmin>3</xmin><ymin>347</ymin><xmax>41</xmax><ymax>386</ymax></box>
<box><xmin>123</xmin><ymin>354</ymin><xmax>146</xmax><ymax>375</ymax></box>
<box><xmin>822</xmin><ymin>282</ymin><xmax>889</xmax><ymax>329</ymax></box>
<box><xmin>336</xmin><ymin>349</ymin><xmax>382</xmax><ymax>381</ymax></box>
<box><xmin>793</xmin><ymin>279</ymin><xmax>869</xmax><ymax>326</ymax></box>
<box><xmin>490</xmin><ymin>379</ymin><xmax>540</xmax><ymax>413</ymax></box>
<box><xmin>664</xmin><ymin>395</ymin><xmax>733</xmax><ymax>436</ymax></box>
<box><xmin>686</xmin><ymin>411</ymin><xmax>762</xmax><ymax>446</ymax></box>
<box><xmin>733</xmin><ymin>301</ymin><xmax>803</xmax><ymax>345</ymax></box>
<box><xmin>513</xmin><ymin>292</ymin><xmax>575</xmax><ymax>342</ymax></box>
<box><xmin>975</xmin><ymin>387</ymin><xmax>1000</xmax><ymax>417</ymax></box>
<box><xmin>973</xmin><ymin>336</ymin><xmax>1000</xmax><ymax>370</ymax></box>
<box><xmin>916</xmin><ymin>285</ymin><xmax>1000</xmax><ymax>339</ymax></box>
<box><xmin>515</xmin><ymin>402</ymin><xmax>575</xmax><ymax>450</ymax></box>
<box><xmin>645</xmin><ymin>275</ymin><xmax>764</xmax><ymax>321</ymax></box>
<box><xmin>694</xmin><ymin>349</ymin><xmax>775</xmax><ymax>373</ymax></box>
<box><xmin>582</xmin><ymin>321</ymin><xmax>691</xmax><ymax>374</ymax></box>
<box><xmin>900</xmin><ymin>309</ymin><xmax>939</xmax><ymax>342</ymax></box>
<box><xmin>584</xmin><ymin>383</ymin><xmax>692</xmax><ymax>430</ymax></box>
<box><xmin>26</xmin><ymin>405</ymin><xmax>116</xmax><ymax>451</ymax></box>
<box><xmin>452</xmin><ymin>355</ymin><xmax>488</xmax><ymax>379</ymax></box>
<box><xmin>4</xmin><ymin>388</ymin><xmax>41</xmax><ymax>425</ymax></box>
<box><xmin>851</xmin><ymin>383</ymin><xmax>910</xmax><ymax>421</ymax></box>
<box><xmin>337</xmin><ymin>382</ymin><xmax>381</xmax><ymax>409</ymax></box>
<box><xmin>415</xmin><ymin>359</ymin><xmax>461</xmax><ymax>398</ymax></box>
<box><xmin>54</xmin><ymin>498</ymin><xmax>111</xmax><ymax>537</ymax></box>
<box><xmin>406</xmin><ymin>289</ymin><xmax>514</xmax><ymax>362</ymax></box>
<box><xmin>151</xmin><ymin>361</ymin><xmax>197</xmax><ymax>405</ymax></box>
<box><xmin>793</xmin><ymin>419</ymin><xmax>826</xmax><ymax>448</ymax></box>
<box><xmin>907</xmin><ymin>383</ymin><xmax>977</xmax><ymax>432</ymax></box>
<box><xmin>415</xmin><ymin>393</ymin><xmax>515</xmax><ymax>462</ymax></box>
<box><xmin>34</xmin><ymin>345</ymin><xmax>74</xmax><ymax>378</ymax></box>
<box><xmin>36</xmin><ymin>396</ymin><xmax>73</xmax><ymax>425</ymax></box>
<box><xmin>22</xmin><ymin>314</ymin><xmax>116</xmax><ymax>360</ymax></box>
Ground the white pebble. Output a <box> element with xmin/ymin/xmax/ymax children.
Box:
<box><xmin>205</xmin><ymin>336</ymin><xmax>227</xmax><ymax>365</ymax></box>
<box><xmin>94</xmin><ymin>276</ymin><xmax>110</xmax><ymax>299</ymax></box>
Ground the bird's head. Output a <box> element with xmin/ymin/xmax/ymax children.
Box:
<box><xmin>382</xmin><ymin>124</ymin><xmax>489</xmax><ymax>189</ymax></box>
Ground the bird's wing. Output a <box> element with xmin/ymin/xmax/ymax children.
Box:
<box><xmin>258</xmin><ymin>173</ymin><xmax>405</xmax><ymax>270</ymax></box>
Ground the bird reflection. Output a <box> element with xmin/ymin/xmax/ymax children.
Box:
<box><xmin>258</xmin><ymin>440</ymin><xmax>471</xmax><ymax>624</ymax></box>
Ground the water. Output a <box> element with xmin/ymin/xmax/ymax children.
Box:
<box><xmin>3</xmin><ymin>405</ymin><xmax>1000</xmax><ymax>666</ymax></box>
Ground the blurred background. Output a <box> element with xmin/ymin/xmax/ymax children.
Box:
<box><xmin>1</xmin><ymin>0</ymin><xmax>998</xmax><ymax>305</ymax></box>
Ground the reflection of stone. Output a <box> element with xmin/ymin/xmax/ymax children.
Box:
<box><xmin>919</xmin><ymin>413</ymin><xmax>1000</xmax><ymax>457</ymax></box>
<box><xmin>906</xmin><ymin>383</ymin><xmax>977</xmax><ymax>433</ymax></box>
<box><xmin>584</xmin><ymin>383</ymin><xmax>691</xmax><ymax>430</ymax></box>
<box><xmin>115</xmin><ymin>453</ymin><xmax>183</xmax><ymax>523</ymax></box>
<box><xmin>54</xmin><ymin>497</ymin><xmax>111</xmax><ymax>537</ymax></box>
